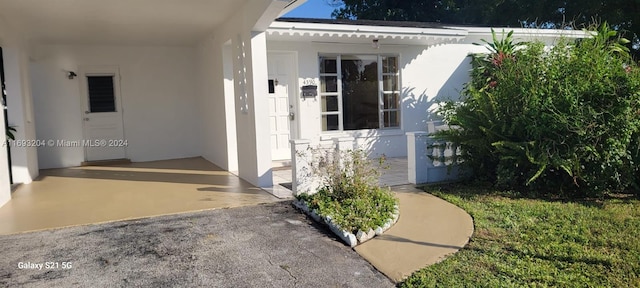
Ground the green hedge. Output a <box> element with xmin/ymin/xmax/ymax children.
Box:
<box><xmin>436</xmin><ymin>24</ymin><xmax>640</xmax><ymax>197</ymax></box>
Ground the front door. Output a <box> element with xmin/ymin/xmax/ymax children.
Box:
<box><xmin>267</xmin><ymin>52</ymin><xmax>298</xmax><ymax>161</ymax></box>
<box><xmin>80</xmin><ymin>66</ymin><xmax>126</xmax><ymax>162</ymax></box>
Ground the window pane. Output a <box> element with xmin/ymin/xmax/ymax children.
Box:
<box><xmin>383</xmin><ymin>75</ymin><xmax>398</xmax><ymax>91</ymax></box>
<box><xmin>268</xmin><ymin>79</ymin><xmax>275</xmax><ymax>93</ymax></box>
<box><xmin>382</xmin><ymin>56</ymin><xmax>398</xmax><ymax>73</ymax></box>
<box><xmin>384</xmin><ymin>111</ymin><xmax>399</xmax><ymax>127</ymax></box>
<box><xmin>320</xmin><ymin>57</ymin><xmax>337</xmax><ymax>74</ymax></box>
<box><xmin>320</xmin><ymin>76</ymin><xmax>338</xmax><ymax>93</ymax></box>
<box><xmin>322</xmin><ymin>114</ymin><xmax>339</xmax><ymax>131</ymax></box>
<box><xmin>341</xmin><ymin>56</ymin><xmax>379</xmax><ymax>130</ymax></box>
<box><xmin>87</xmin><ymin>76</ymin><xmax>116</xmax><ymax>113</ymax></box>
<box><xmin>321</xmin><ymin>96</ymin><xmax>339</xmax><ymax>112</ymax></box>
<box><xmin>384</xmin><ymin>93</ymin><xmax>399</xmax><ymax>109</ymax></box>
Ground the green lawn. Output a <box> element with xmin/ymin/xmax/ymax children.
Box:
<box><xmin>400</xmin><ymin>184</ymin><xmax>640</xmax><ymax>287</ymax></box>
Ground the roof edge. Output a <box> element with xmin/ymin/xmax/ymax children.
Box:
<box><xmin>273</xmin><ymin>17</ymin><xmax>589</xmax><ymax>39</ymax></box>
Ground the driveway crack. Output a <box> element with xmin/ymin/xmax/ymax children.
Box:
<box><xmin>279</xmin><ymin>264</ymin><xmax>297</xmax><ymax>282</ymax></box>
<box><xmin>266</xmin><ymin>253</ymin><xmax>298</xmax><ymax>285</ymax></box>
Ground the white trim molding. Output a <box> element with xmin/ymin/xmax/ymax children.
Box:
<box><xmin>267</xmin><ymin>21</ymin><xmax>467</xmax><ymax>46</ymax></box>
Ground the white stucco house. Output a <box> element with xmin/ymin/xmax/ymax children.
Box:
<box><xmin>0</xmin><ymin>0</ymin><xmax>584</xmax><ymax>208</ymax></box>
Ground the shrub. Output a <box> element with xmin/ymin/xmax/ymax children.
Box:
<box><xmin>435</xmin><ymin>24</ymin><xmax>640</xmax><ymax>197</ymax></box>
<box><xmin>296</xmin><ymin>149</ymin><xmax>397</xmax><ymax>234</ymax></box>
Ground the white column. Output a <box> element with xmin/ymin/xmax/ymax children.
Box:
<box><xmin>291</xmin><ymin>139</ymin><xmax>311</xmax><ymax>195</ymax></box>
<box><xmin>231</xmin><ymin>31</ymin><xmax>273</xmax><ymax>187</ymax></box>
<box><xmin>407</xmin><ymin>131</ymin><xmax>432</xmax><ymax>184</ymax></box>
<box><xmin>249</xmin><ymin>31</ymin><xmax>273</xmax><ymax>187</ymax></box>
<box><xmin>334</xmin><ymin>136</ymin><xmax>355</xmax><ymax>170</ymax></box>
<box><xmin>334</xmin><ymin>136</ymin><xmax>355</xmax><ymax>151</ymax></box>
<box><xmin>3</xmin><ymin>47</ymin><xmax>38</xmax><ymax>184</ymax></box>
<box><xmin>222</xmin><ymin>42</ymin><xmax>239</xmax><ymax>173</ymax></box>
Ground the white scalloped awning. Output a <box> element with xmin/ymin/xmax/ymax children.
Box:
<box><xmin>267</xmin><ymin>21</ymin><xmax>467</xmax><ymax>46</ymax></box>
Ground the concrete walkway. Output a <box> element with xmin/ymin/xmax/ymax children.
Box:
<box><xmin>355</xmin><ymin>185</ymin><xmax>474</xmax><ymax>283</ymax></box>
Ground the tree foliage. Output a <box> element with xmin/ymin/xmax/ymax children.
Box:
<box><xmin>434</xmin><ymin>24</ymin><xmax>640</xmax><ymax>197</ymax></box>
<box><xmin>331</xmin><ymin>0</ymin><xmax>640</xmax><ymax>58</ymax></box>
<box><xmin>330</xmin><ymin>0</ymin><xmax>457</xmax><ymax>22</ymax></box>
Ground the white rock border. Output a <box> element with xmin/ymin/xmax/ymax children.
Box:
<box><xmin>292</xmin><ymin>199</ymin><xmax>400</xmax><ymax>248</ymax></box>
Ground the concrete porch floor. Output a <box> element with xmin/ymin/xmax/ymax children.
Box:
<box><xmin>0</xmin><ymin>157</ymin><xmax>282</xmax><ymax>235</ymax></box>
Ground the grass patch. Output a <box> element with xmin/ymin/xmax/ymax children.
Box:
<box><xmin>401</xmin><ymin>183</ymin><xmax>640</xmax><ymax>287</ymax></box>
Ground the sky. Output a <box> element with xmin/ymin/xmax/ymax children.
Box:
<box><xmin>283</xmin><ymin>0</ymin><xmax>341</xmax><ymax>19</ymax></box>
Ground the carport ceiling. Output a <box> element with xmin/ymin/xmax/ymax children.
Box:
<box><xmin>0</xmin><ymin>0</ymin><xmax>247</xmax><ymax>45</ymax></box>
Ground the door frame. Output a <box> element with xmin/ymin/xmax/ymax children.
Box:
<box><xmin>78</xmin><ymin>65</ymin><xmax>126</xmax><ymax>161</ymax></box>
<box><xmin>267</xmin><ymin>51</ymin><xmax>300</xmax><ymax>143</ymax></box>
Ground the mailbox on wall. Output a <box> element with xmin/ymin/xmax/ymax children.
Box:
<box><xmin>301</xmin><ymin>85</ymin><xmax>317</xmax><ymax>98</ymax></box>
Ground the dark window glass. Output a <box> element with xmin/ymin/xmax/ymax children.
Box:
<box><xmin>384</xmin><ymin>93</ymin><xmax>399</xmax><ymax>109</ymax></box>
<box><xmin>320</xmin><ymin>57</ymin><xmax>337</xmax><ymax>74</ymax></box>
<box><xmin>383</xmin><ymin>75</ymin><xmax>398</xmax><ymax>91</ymax></box>
<box><xmin>87</xmin><ymin>76</ymin><xmax>116</xmax><ymax>113</ymax></box>
<box><xmin>268</xmin><ymin>79</ymin><xmax>275</xmax><ymax>93</ymax></box>
<box><xmin>384</xmin><ymin>111</ymin><xmax>399</xmax><ymax>127</ymax></box>
<box><xmin>320</xmin><ymin>76</ymin><xmax>338</xmax><ymax>93</ymax></box>
<box><xmin>382</xmin><ymin>56</ymin><xmax>398</xmax><ymax>73</ymax></box>
<box><xmin>341</xmin><ymin>56</ymin><xmax>379</xmax><ymax>130</ymax></box>
<box><xmin>322</xmin><ymin>114</ymin><xmax>339</xmax><ymax>131</ymax></box>
<box><xmin>322</xmin><ymin>96</ymin><xmax>339</xmax><ymax>112</ymax></box>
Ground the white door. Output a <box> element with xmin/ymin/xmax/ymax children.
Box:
<box><xmin>80</xmin><ymin>66</ymin><xmax>126</xmax><ymax>162</ymax></box>
<box><xmin>267</xmin><ymin>52</ymin><xmax>298</xmax><ymax>160</ymax></box>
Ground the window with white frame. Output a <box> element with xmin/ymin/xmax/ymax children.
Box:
<box><xmin>319</xmin><ymin>54</ymin><xmax>400</xmax><ymax>131</ymax></box>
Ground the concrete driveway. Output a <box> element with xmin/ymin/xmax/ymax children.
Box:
<box><xmin>0</xmin><ymin>157</ymin><xmax>283</xmax><ymax>235</ymax></box>
<box><xmin>0</xmin><ymin>202</ymin><xmax>393</xmax><ymax>287</ymax></box>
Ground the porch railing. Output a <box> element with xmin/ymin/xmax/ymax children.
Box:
<box><xmin>407</xmin><ymin>131</ymin><xmax>464</xmax><ymax>184</ymax></box>
<box><xmin>289</xmin><ymin>137</ymin><xmax>355</xmax><ymax>196</ymax></box>
<box><xmin>289</xmin><ymin>123</ymin><xmax>465</xmax><ymax>195</ymax></box>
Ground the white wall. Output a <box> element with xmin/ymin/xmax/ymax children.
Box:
<box><xmin>3</xmin><ymin>47</ymin><xmax>39</xmax><ymax>184</ymax></box>
<box><xmin>31</xmin><ymin>44</ymin><xmax>201</xmax><ymax>169</ymax></box>
<box><xmin>196</xmin><ymin>37</ymin><xmax>239</xmax><ymax>172</ymax></box>
<box><xmin>266</xmin><ymin>40</ymin><xmax>488</xmax><ymax>158</ymax></box>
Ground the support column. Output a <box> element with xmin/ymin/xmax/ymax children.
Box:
<box><xmin>334</xmin><ymin>136</ymin><xmax>355</xmax><ymax>151</ymax></box>
<box><xmin>3</xmin><ymin>47</ymin><xmax>38</xmax><ymax>185</ymax></box>
<box><xmin>222</xmin><ymin>42</ymin><xmax>238</xmax><ymax>173</ymax></box>
<box><xmin>231</xmin><ymin>31</ymin><xmax>272</xmax><ymax>187</ymax></box>
<box><xmin>334</xmin><ymin>136</ymin><xmax>355</xmax><ymax>170</ymax></box>
<box><xmin>291</xmin><ymin>139</ymin><xmax>311</xmax><ymax>195</ymax></box>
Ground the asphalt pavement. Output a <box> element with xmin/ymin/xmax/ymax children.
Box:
<box><xmin>0</xmin><ymin>202</ymin><xmax>393</xmax><ymax>287</ymax></box>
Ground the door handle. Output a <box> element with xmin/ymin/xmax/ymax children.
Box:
<box><xmin>289</xmin><ymin>111</ymin><xmax>295</xmax><ymax>121</ymax></box>
<box><xmin>84</xmin><ymin>118</ymin><xmax>90</xmax><ymax>121</ymax></box>
<box><xmin>85</xmin><ymin>111</ymin><xmax>90</xmax><ymax>114</ymax></box>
